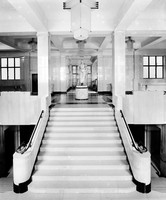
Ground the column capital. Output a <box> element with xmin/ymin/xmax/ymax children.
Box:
<box><xmin>37</xmin><ymin>32</ymin><xmax>50</xmax><ymax>37</ymax></box>
<box><xmin>112</xmin><ymin>30</ymin><xmax>125</xmax><ymax>37</ymax></box>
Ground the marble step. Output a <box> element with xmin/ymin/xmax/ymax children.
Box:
<box><xmin>37</xmin><ymin>151</ymin><xmax>126</xmax><ymax>161</ymax></box>
<box><xmin>44</xmin><ymin>132</ymin><xmax>119</xmax><ymax>138</ymax></box>
<box><xmin>33</xmin><ymin>166</ymin><xmax>131</xmax><ymax>177</ymax></box>
<box><xmin>40</xmin><ymin>145</ymin><xmax>124</xmax><ymax>153</ymax></box>
<box><xmin>47</xmin><ymin>120</ymin><xmax>116</xmax><ymax>126</ymax></box>
<box><xmin>49</xmin><ymin>116</ymin><xmax>115</xmax><ymax>121</ymax></box>
<box><xmin>46</xmin><ymin>126</ymin><xmax>118</xmax><ymax>132</ymax></box>
<box><xmin>28</xmin><ymin>180</ymin><xmax>136</xmax><ymax>193</ymax></box>
<box><xmin>51</xmin><ymin>107</ymin><xmax>114</xmax><ymax>112</ymax></box>
<box><xmin>32</xmin><ymin>170</ymin><xmax>132</xmax><ymax>181</ymax></box>
<box><xmin>50</xmin><ymin>111</ymin><xmax>114</xmax><ymax>116</ymax></box>
<box><xmin>42</xmin><ymin>139</ymin><xmax>121</xmax><ymax>145</ymax></box>
<box><xmin>35</xmin><ymin>159</ymin><xmax>128</xmax><ymax>169</ymax></box>
<box><xmin>35</xmin><ymin>164</ymin><xmax>129</xmax><ymax>171</ymax></box>
<box><xmin>41</xmin><ymin>142</ymin><xmax>121</xmax><ymax>148</ymax></box>
<box><xmin>43</xmin><ymin>136</ymin><xmax>120</xmax><ymax>141</ymax></box>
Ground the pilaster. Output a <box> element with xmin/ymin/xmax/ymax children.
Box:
<box><xmin>37</xmin><ymin>32</ymin><xmax>51</xmax><ymax>109</ymax></box>
<box><xmin>112</xmin><ymin>31</ymin><xmax>126</xmax><ymax>110</ymax></box>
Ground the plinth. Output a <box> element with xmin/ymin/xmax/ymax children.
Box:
<box><xmin>75</xmin><ymin>86</ymin><xmax>88</xmax><ymax>100</ymax></box>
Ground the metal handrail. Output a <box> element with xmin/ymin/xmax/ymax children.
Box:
<box><xmin>16</xmin><ymin>110</ymin><xmax>44</xmax><ymax>154</ymax></box>
<box><xmin>120</xmin><ymin>110</ymin><xmax>147</xmax><ymax>154</ymax></box>
<box><xmin>151</xmin><ymin>161</ymin><xmax>161</xmax><ymax>176</ymax></box>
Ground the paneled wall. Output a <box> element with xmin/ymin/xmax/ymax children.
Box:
<box><xmin>123</xmin><ymin>91</ymin><xmax>166</xmax><ymax>124</ymax></box>
<box><xmin>98</xmin><ymin>54</ymin><xmax>113</xmax><ymax>92</ymax></box>
<box><xmin>0</xmin><ymin>92</ymin><xmax>41</xmax><ymax>125</ymax></box>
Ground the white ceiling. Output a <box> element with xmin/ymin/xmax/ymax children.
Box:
<box><xmin>0</xmin><ymin>0</ymin><xmax>166</xmax><ymax>57</ymax></box>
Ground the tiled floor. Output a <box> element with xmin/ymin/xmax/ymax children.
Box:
<box><xmin>0</xmin><ymin>91</ymin><xmax>166</xmax><ymax>200</ymax></box>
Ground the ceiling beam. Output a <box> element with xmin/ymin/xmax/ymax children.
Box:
<box><xmin>0</xmin><ymin>36</ymin><xmax>29</xmax><ymax>51</ymax></box>
<box><xmin>0</xmin><ymin>32</ymin><xmax>36</xmax><ymax>37</ymax></box>
<box><xmin>7</xmin><ymin>0</ymin><xmax>48</xmax><ymax>32</ymax></box>
<box><xmin>141</xmin><ymin>37</ymin><xmax>166</xmax><ymax>49</ymax></box>
<box><xmin>115</xmin><ymin>0</ymin><xmax>153</xmax><ymax>31</ymax></box>
<box><xmin>98</xmin><ymin>35</ymin><xmax>111</xmax><ymax>52</ymax></box>
<box><xmin>51</xmin><ymin>36</ymin><xmax>64</xmax><ymax>52</ymax></box>
<box><xmin>126</xmin><ymin>30</ymin><xmax>166</xmax><ymax>37</ymax></box>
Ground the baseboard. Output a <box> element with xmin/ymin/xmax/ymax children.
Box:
<box><xmin>51</xmin><ymin>91</ymin><xmax>67</xmax><ymax>95</ymax></box>
<box><xmin>98</xmin><ymin>91</ymin><xmax>112</xmax><ymax>95</ymax></box>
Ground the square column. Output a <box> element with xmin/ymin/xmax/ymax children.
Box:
<box><xmin>37</xmin><ymin>32</ymin><xmax>51</xmax><ymax>110</ymax></box>
<box><xmin>97</xmin><ymin>53</ymin><xmax>103</xmax><ymax>92</ymax></box>
<box><xmin>112</xmin><ymin>31</ymin><xmax>126</xmax><ymax>110</ymax></box>
<box><xmin>160</xmin><ymin>125</ymin><xmax>166</xmax><ymax>176</ymax></box>
<box><xmin>60</xmin><ymin>55</ymin><xmax>67</xmax><ymax>92</ymax></box>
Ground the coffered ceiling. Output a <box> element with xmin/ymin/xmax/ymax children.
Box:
<box><xmin>0</xmin><ymin>0</ymin><xmax>166</xmax><ymax>56</ymax></box>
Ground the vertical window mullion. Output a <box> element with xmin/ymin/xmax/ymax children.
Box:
<box><xmin>163</xmin><ymin>56</ymin><xmax>164</xmax><ymax>78</ymax></box>
<box><xmin>148</xmin><ymin>56</ymin><xmax>150</xmax><ymax>78</ymax></box>
<box><xmin>7</xmin><ymin>58</ymin><xmax>8</xmax><ymax>80</ymax></box>
<box><xmin>155</xmin><ymin>56</ymin><xmax>157</xmax><ymax>79</ymax></box>
<box><xmin>14</xmin><ymin>58</ymin><xmax>15</xmax><ymax>79</ymax></box>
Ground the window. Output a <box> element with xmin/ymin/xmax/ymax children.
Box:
<box><xmin>143</xmin><ymin>56</ymin><xmax>164</xmax><ymax>79</ymax></box>
<box><xmin>1</xmin><ymin>57</ymin><xmax>21</xmax><ymax>80</ymax></box>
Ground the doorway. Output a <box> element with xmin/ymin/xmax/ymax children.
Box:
<box><xmin>31</xmin><ymin>73</ymin><xmax>38</xmax><ymax>95</ymax></box>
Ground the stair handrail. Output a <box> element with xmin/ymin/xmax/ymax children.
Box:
<box><xmin>16</xmin><ymin>110</ymin><xmax>44</xmax><ymax>154</ymax></box>
<box><xmin>120</xmin><ymin>110</ymin><xmax>147</xmax><ymax>154</ymax></box>
<box><xmin>151</xmin><ymin>160</ymin><xmax>161</xmax><ymax>177</ymax></box>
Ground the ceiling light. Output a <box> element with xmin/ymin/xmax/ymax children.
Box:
<box><xmin>125</xmin><ymin>36</ymin><xmax>135</xmax><ymax>50</ymax></box>
<box><xmin>64</xmin><ymin>0</ymin><xmax>99</xmax><ymax>41</ymax></box>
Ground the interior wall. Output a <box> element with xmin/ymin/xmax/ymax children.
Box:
<box><xmin>98</xmin><ymin>54</ymin><xmax>113</xmax><ymax>92</ymax></box>
<box><xmin>50</xmin><ymin>52</ymin><xmax>61</xmax><ymax>92</ymax></box>
<box><xmin>50</xmin><ymin>52</ymin><xmax>70</xmax><ymax>93</ymax></box>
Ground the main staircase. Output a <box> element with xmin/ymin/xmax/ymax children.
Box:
<box><xmin>29</xmin><ymin>104</ymin><xmax>136</xmax><ymax>193</ymax></box>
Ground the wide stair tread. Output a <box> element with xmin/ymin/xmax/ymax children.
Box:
<box><xmin>46</xmin><ymin>126</ymin><xmax>118</xmax><ymax>132</ymax></box>
<box><xmin>35</xmin><ymin>159</ymin><xmax>129</xmax><ymax>169</ymax></box>
<box><xmin>40</xmin><ymin>144</ymin><xmax>123</xmax><ymax>153</ymax></box>
<box><xmin>37</xmin><ymin>151</ymin><xmax>126</xmax><ymax>161</ymax></box>
<box><xmin>49</xmin><ymin>116</ymin><xmax>115</xmax><ymax>120</ymax></box>
<box><xmin>44</xmin><ymin>132</ymin><xmax>120</xmax><ymax>138</ymax></box>
<box><xmin>29</xmin><ymin>181</ymin><xmax>136</xmax><ymax>193</ymax></box>
<box><xmin>33</xmin><ymin>164</ymin><xmax>130</xmax><ymax>174</ymax></box>
<box><xmin>48</xmin><ymin>119</ymin><xmax>116</xmax><ymax>124</ymax></box>
<box><xmin>32</xmin><ymin>169</ymin><xmax>132</xmax><ymax>181</ymax></box>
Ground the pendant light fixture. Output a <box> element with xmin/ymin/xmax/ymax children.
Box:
<box><xmin>63</xmin><ymin>0</ymin><xmax>99</xmax><ymax>40</ymax></box>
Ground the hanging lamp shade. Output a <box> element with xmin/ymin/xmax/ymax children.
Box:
<box><xmin>63</xmin><ymin>0</ymin><xmax>98</xmax><ymax>41</ymax></box>
<box><xmin>71</xmin><ymin>3</ymin><xmax>91</xmax><ymax>40</ymax></box>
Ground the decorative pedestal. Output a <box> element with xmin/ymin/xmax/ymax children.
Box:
<box><xmin>75</xmin><ymin>86</ymin><xmax>88</xmax><ymax>100</ymax></box>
